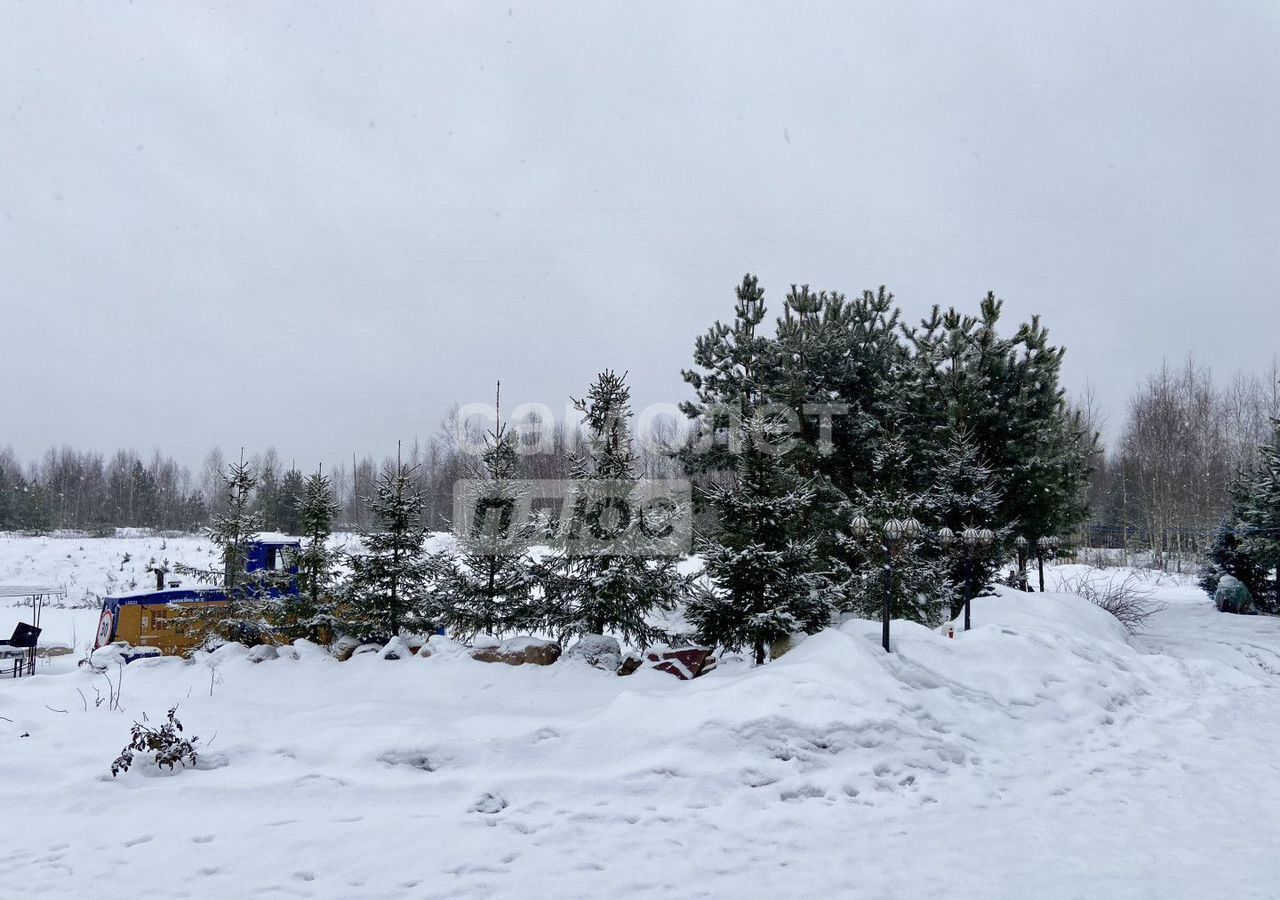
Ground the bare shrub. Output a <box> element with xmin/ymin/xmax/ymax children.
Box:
<box><xmin>1057</xmin><ymin>568</ymin><xmax>1166</xmax><ymax>634</ymax></box>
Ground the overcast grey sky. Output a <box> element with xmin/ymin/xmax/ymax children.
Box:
<box><xmin>3</xmin><ymin>1</ymin><xmax>1278</xmax><ymax>470</ymax></box>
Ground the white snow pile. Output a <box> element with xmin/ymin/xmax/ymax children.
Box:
<box><xmin>3</xmin><ymin>575</ymin><xmax>1280</xmax><ymax>898</ymax></box>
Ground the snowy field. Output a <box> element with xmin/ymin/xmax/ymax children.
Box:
<box><xmin>3</xmin><ymin>536</ymin><xmax>1280</xmax><ymax>899</ymax></box>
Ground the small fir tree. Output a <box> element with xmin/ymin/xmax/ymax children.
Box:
<box><xmin>924</xmin><ymin>427</ymin><xmax>1004</xmax><ymax>614</ymax></box>
<box><xmin>843</xmin><ymin>433</ymin><xmax>950</xmax><ymax>626</ymax></box>
<box><xmin>540</xmin><ymin>370</ymin><xmax>687</xmax><ymax>647</ymax></box>
<box><xmin>686</xmin><ymin>415</ymin><xmax>841</xmax><ymax>664</ymax></box>
<box><xmin>277</xmin><ymin>466</ymin><xmax>340</xmax><ymax>641</ymax></box>
<box><xmin>431</xmin><ymin>403</ymin><xmax>541</xmax><ymax>641</ymax></box>
<box><xmin>343</xmin><ymin>452</ymin><xmax>434</xmax><ymax>642</ymax></box>
<box><xmin>177</xmin><ymin>455</ymin><xmax>277</xmax><ymax>647</ymax></box>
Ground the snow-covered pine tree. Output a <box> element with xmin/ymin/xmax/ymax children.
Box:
<box><xmin>679</xmin><ymin>274</ymin><xmax>777</xmax><ymax>476</ymax></box>
<box><xmin>540</xmin><ymin>370</ymin><xmax>687</xmax><ymax>647</ymax></box>
<box><xmin>843</xmin><ymin>433</ymin><xmax>949</xmax><ymax>626</ymax></box>
<box><xmin>907</xmin><ymin>296</ymin><xmax>1093</xmax><ymax>557</ymax></box>
<box><xmin>176</xmin><ymin>454</ymin><xmax>276</xmax><ymax>646</ymax></box>
<box><xmin>686</xmin><ymin>414</ymin><xmax>841</xmax><ymax>664</ymax></box>
<box><xmin>1239</xmin><ymin>422</ymin><xmax>1280</xmax><ymax>613</ymax></box>
<box><xmin>430</xmin><ymin>400</ymin><xmax>541</xmax><ymax>641</ymax></box>
<box><xmin>343</xmin><ymin>452</ymin><xmax>434</xmax><ymax>642</ymax></box>
<box><xmin>923</xmin><ymin>427</ymin><xmax>1004</xmax><ymax>614</ymax></box>
<box><xmin>1199</xmin><ymin>509</ymin><xmax>1268</xmax><ymax>603</ymax></box>
<box><xmin>278</xmin><ymin>465</ymin><xmax>340</xmax><ymax>641</ymax></box>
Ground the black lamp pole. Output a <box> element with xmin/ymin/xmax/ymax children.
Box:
<box><xmin>1036</xmin><ymin>536</ymin><xmax>1049</xmax><ymax>592</ymax></box>
<box><xmin>852</xmin><ymin>514</ymin><xmax>920</xmax><ymax>652</ymax></box>
<box><xmin>882</xmin><ymin>546</ymin><xmax>894</xmax><ymax>652</ymax></box>
<box><xmin>959</xmin><ymin>527</ymin><xmax>995</xmax><ymax>628</ymax></box>
<box><xmin>1014</xmin><ymin>536</ymin><xmax>1030</xmax><ymax>592</ymax></box>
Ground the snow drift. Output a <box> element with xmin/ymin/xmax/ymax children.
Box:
<box><xmin>3</xmin><ymin>579</ymin><xmax>1280</xmax><ymax>899</ymax></box>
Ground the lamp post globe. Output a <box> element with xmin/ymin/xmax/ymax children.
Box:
<box><xmin>978</xmin><ymin>528</ymin><xmax>994</xmax><ymax>547</ymax></box>
<box><xmin>901</xmin><ymin>517</ymin><xmax>922</xmax><ymax>539</ymax></box>
<box><xmin>850</xmin><ymin>513</ymin><xmax>871</xmax><ymax>540</ymax></box>
<box><xmin>884</xmin><ymin>518</ymin><xmax>905</xmax><ymax>541</ymax></box>
<box><xmin>962</xmin><ymin>527</ymin><xmax>980</xmax><ymax>548</ymax></box>
<box><xmin>938</xmin><ymin>527</ymin><xmax>955</xmax><ymax>547</ymax></box>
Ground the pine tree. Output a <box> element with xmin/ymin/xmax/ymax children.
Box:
<box><xmin>905</xmin><ymin>297</ymin><xmax>1093</xmax><ymax>553</ymax></box>
<box><xmin>176</xmin><ymin>455</ymin><xmax>275</xmax><ymax>647</ymax></box>
<box><xmin>679</xmin><ymin>274</ymin><xmax>777</xmax><ymax>476</ymax></box>
<box><xmin>430</xmin><ymin>405</ymin><xmax>541</xmax><ymax>641</ymax></box>
<box><xmin>687</xmin><ymin>415</ymin><xmax>841</xmax><ymax>664</ymax></box>
<box><xmin>343</xmin><ymin>453</ymin><xmax>434</xmax><ymax>642</ymax></box>
<box><xmin>278</xmin><ymin>466</ymin><xmax>340</xmax><ymax>641</ymax></box>
<box><xmin>540</xmin><ymin>370</ymin><xmax>687</xmax><ymax>647</ymax></box>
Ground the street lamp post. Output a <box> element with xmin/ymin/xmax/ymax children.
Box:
<box><xmin>851</xmin><ymin>513</ymin><xmax>921</xmax><ymax>652</ymax></box>
<box><xmin>1036</xmin><ymin>536</ymin><xmax>1050</xmax><ymax>592</ymax></box>
<box><xmin>959</xmin><ymin>526</ymin><xmax>995</xmax><ymax>630</ymax></box>
<box><xmin>1014</xmin><ymin>535</ymin><xmax>1030</xmax><ymax>592</ymax></box>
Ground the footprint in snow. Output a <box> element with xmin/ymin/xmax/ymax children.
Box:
<box><xmin>472</xmin><ymin>793</ymin><xmax>508</xmax><ymax>815</ymax></box>
<box><xmin>123</xmin><ymin>835</ymin><xmax>152</xmax><ymax>848</ymax></box>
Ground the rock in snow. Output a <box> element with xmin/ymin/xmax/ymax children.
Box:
<box><xmin>470</xmin><ymin>636</ymin><xmax>562</xmax><ymax>666</ymax></box>
<box><xmin>646</xmin><ymin>645</ymin><xmax>717</xmax><ymax>680</ymax></box>
<box><xmin>564</xmin><ymin>634</ymin><xmax>622</xmax><ymax>671</ymax></box>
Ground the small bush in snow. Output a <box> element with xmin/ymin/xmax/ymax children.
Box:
<box><xmin>1058</xmin><ymin>569</ymin><xmax>1166</xmax><ymax>633</ymax></box>
<box><xmin>111</xmin><ymin>706</ymin><xmax>199</xmax><ymax>778</ymax></box>
<box><xmin>1214</xmin><ymin>575</ymin><xmax>1254</xmax><ymax>614</ymax></box>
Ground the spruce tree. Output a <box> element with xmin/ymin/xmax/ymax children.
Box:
<box><xmin>279</xmin><ymin>466</ymin><xmax>340</xmax><ymax>641</ymax></box>
<box><xmin>844</xmin><ymin>433</ymin><xmax>949</xmax><ymax>626</ymax></box>
<box><xmin>540</xmin><ymin>370</ymin><xmax>687</xmax><ymax>647</ymax></box>
<box><xmin>924</xmin><ymin>427</ymin><xmax>1004</xmax><ymax>613</ymax></box>
<box><xmin>430</xmin><ymin>407</ymin><xmax>541</xmax><ymax>640</ymax></box>
<box><xmin>686</xmin><ymin>415</ymin><xmax>841</xmax><ymax>664</ymax></box>
<box><xmin>176</xmin><ymin>455</ymin><xmax>275</xmax><ymax>647</ymax></box>
<box><xmin>1239</xmin><ymin>422</ymin><xmax>1280</xmax><ymax>613</ymax></box>
<box><xmin>343</xmin><ymin>454</ymin><xmax>434</xmax><ymax>642</ymax></box>
<box><xmin>276</xmin><ymin>468</ymin><xmax>306</xmax><ymax>535</ymax></box>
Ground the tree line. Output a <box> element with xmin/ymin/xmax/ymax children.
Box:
<box><xmin>171</xmin><ymin>275</ymin><xmax>1092</xmax><ymax>662</ymax></box>
<box><xmin>0</xmin><ymin>420</ymin><xmax>672</xmax><ymax>535</ymax></box>
<box><xmin>1084</xmin><ymin>357</ymin><xmax>1280</xmax><ymax>559</ymax></box>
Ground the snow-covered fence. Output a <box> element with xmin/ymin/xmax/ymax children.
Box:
<box><xmin>1072</xmin><ymin>524</ymin><xmax>1212</xmax><ymax>573</ymax></box>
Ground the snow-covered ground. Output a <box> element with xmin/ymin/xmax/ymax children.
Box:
<box><xmin>3</xmin><ymin>536</ymin><xmax>1279</xmax><ymax>899</ymax></box>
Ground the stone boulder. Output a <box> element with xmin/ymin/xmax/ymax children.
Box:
<box><xmin>470</xmin><ymin>636</ymin><xmax>562</xmax><ymax>666</ymax></box>
<box><xmin>564</xmin><ymin>634</ymin><xmax>622</xmax><ymax>671</ymax></box>
<box><xmin>247</xmin><ymin>645</ymin><xmax>279</xmax><ymax>664</ymax></box>
<box><xmin>330</xmin><ymin>635</ymin><xmax>361</xmax><ymax>661</ymax></box>
<box><xmin>769</xmin><ymin>632</ymin><xmax>807</xmax><ymax>660</ymax></box>
<box><xmin>646</xmin><ymin>646</ymin><xmax>717</xmax><ymax>680</ymax></box>
<box><xmin>418</xmin><ymin>635</ymin><xmax>467</xmax><ymax>660</ymax></box>
<box><xmin>380</xmin><ymin>636</ymin><xmax>412</xmax><ymax>660</ymax></box>
<box><xmin>617</xmin><ymin>650</ymin><xmax>644</xmax><ymax>676</ymax></box>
